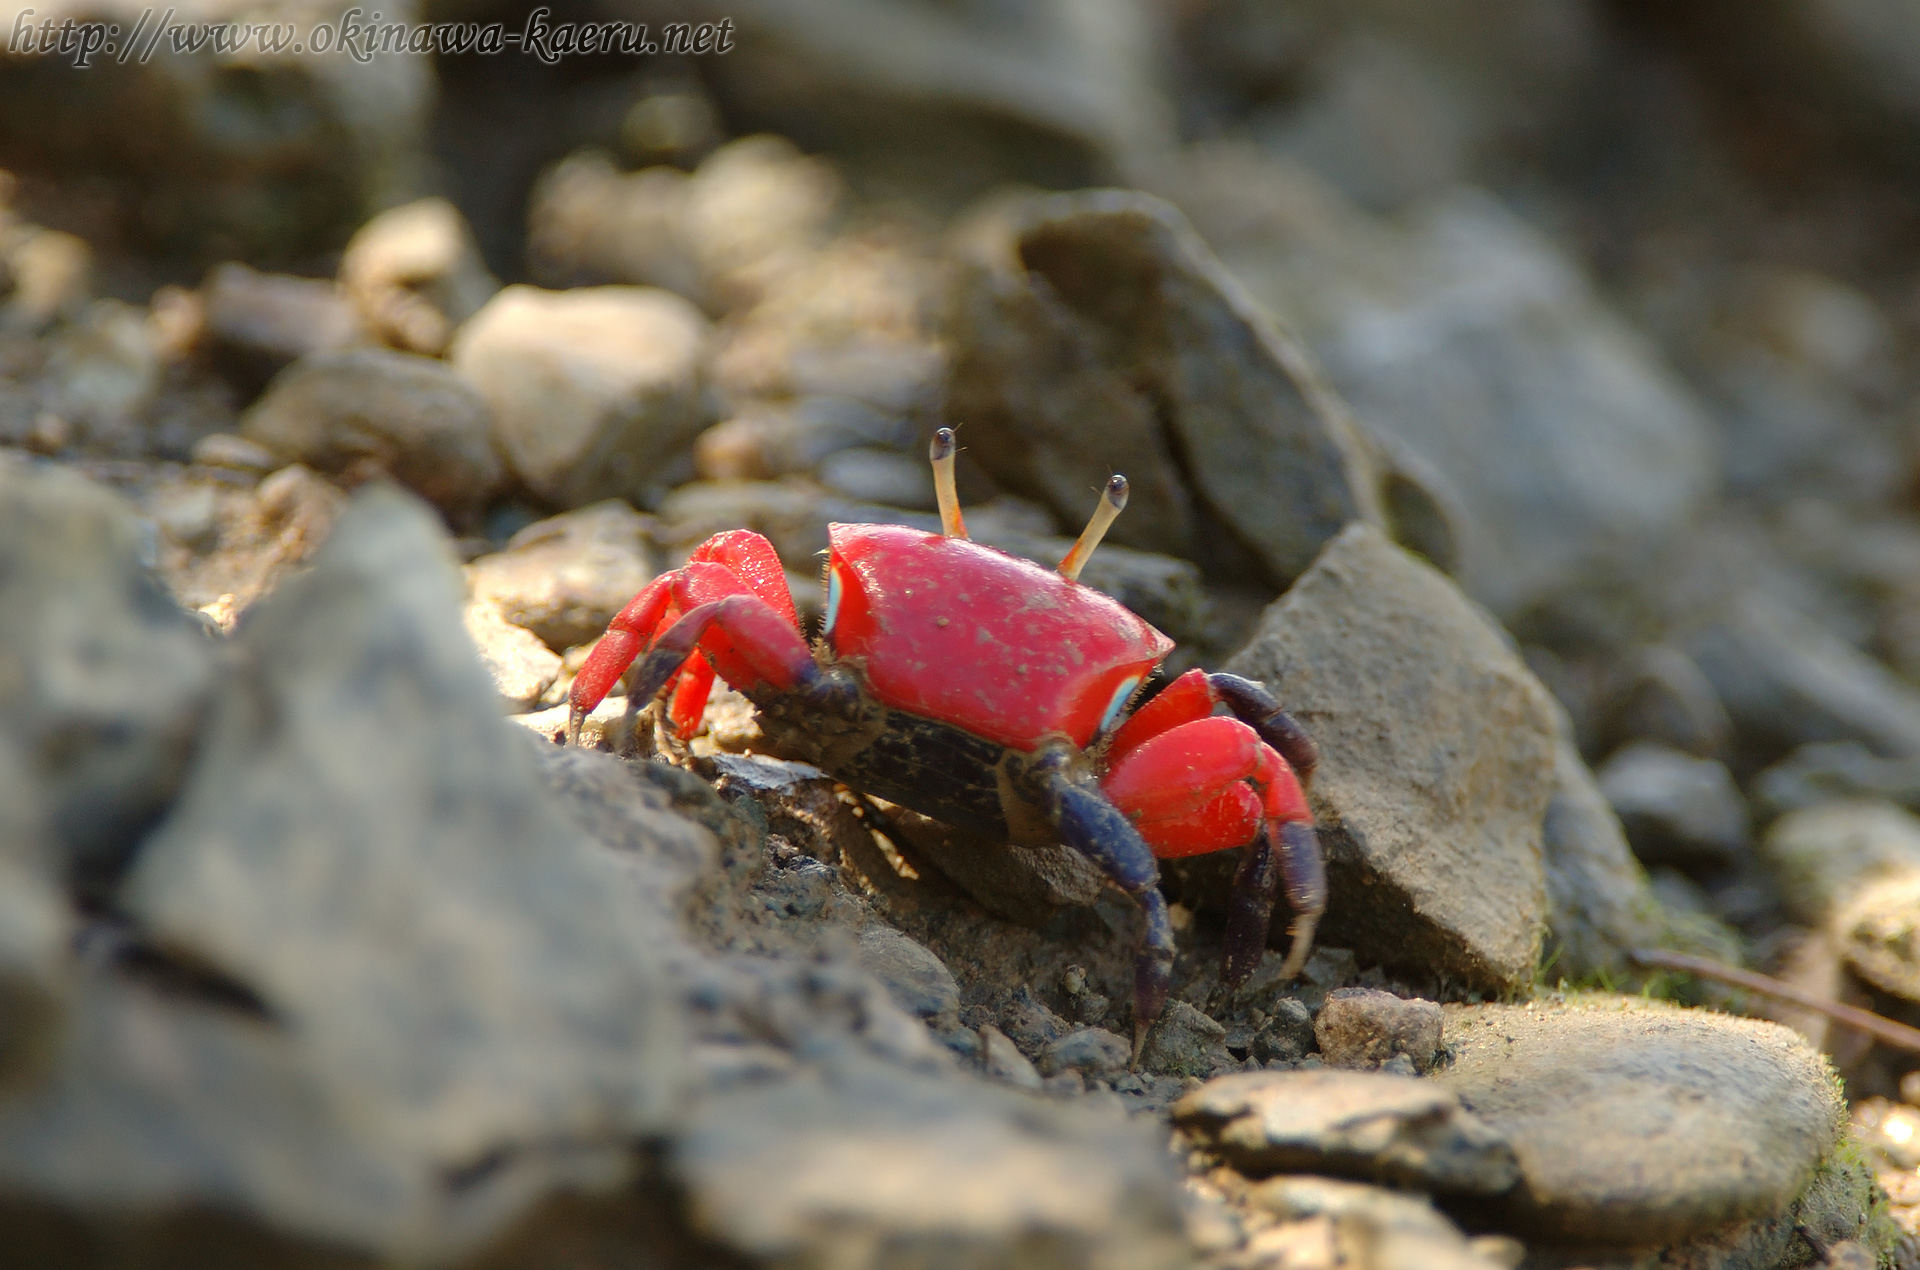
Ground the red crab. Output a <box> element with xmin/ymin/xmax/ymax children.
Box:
<box><xmin>568</xmin><ymin>428</ymin><xmax>1325</xmax><ymax>1051</ymax></box>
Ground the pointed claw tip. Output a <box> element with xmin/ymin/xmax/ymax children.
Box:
<box><xmin>565</xmin><ymin>703</ymin><xmax>584</xmax><ymax>747</ymax></box>
<box><xmin>1106</xmin><ymin>473</ymin><xmax>1129</xmax><ymax>509</ymax></box>
<box><xmin>930</xmin><ymin>427</ymin><xmax>957</xmax><ymax>461</ymax></box>
<box><xmin>1275</xmin><ymin>917</ymin><xmax>1319</xmax><ymax>981</ymax></box>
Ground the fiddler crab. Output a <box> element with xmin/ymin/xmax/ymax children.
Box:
<box><xmin>568</xmin><ymin>428</ymin><xmax>1326</xmax><ymax>1053</ymax></box>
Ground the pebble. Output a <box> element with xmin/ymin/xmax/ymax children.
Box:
<box><xmin>1760</xmin><ymin>799</ymin><xmax>1920</xmax><ymax>925</ymax></box>
<box><xmin>462</xmin><ymin>600</ymin><xmax>562</xmax><ymax>712</ymax></box>
<box><xmin>979</xmin><ymin>1024</ymin><xmax>1044</xmax><ymax>1091</ymax></box>
<box><xmin>1253</xmin><ymin>997</ymin><xmax>1317</xmax><ymax>1063</ymax></box>
<box><xmin>199</xmin><ymin>262</ymin><xmax>368</xmax><ymax>393</ymax></box>
<box><xmin>1595</xmin><ymin>741</ymin><xmax>1749</xmax><ymax>872</ymax></box>
<box><xmin>1243</xmin><ymin>1176</ymin><xmax>1516</xmax><ymax>1270</ymax></box>
<box><xmin>854</xmin><ymin>925</ymin><xmax>960</xmax><ymax>1022</ymax></box>
<box><xmin>1173</xmin><ymin>1068</ymin><xmax>1520</xmax><ymax>1194</ymax></box>
<box><xmin>464</xmin><ymin>500</ymin><xmax>656</xmax><ymax>652</ymax></box>
<box><xmin>452</xmin><ymin>285</ymin><xmax>710</xmax><ymax>508</ymax></box>
<box><xmin>1226</xmin><ymin>523</ymin><xmax>1555</xmax><ymax>992</ymax></box>
<box><xmin>1040</xmin><ymin>1028</ymin><xmax>1133</xmax><ymax>1081</ymax></box>
<box><xmin>1832</xmin><ymin>872</ymin><xmax>1920</xmax><ymax>1003</ymax></box>
<box><xmin>1313</xmin><ymin>987</ymin><xmax>1444</xmax><ymax>1072</ymax></box>
<box><xmin>337</xmin><ymin>197</ymin><xmax>497</xmax><ymax>357</ymax></box>
<box><xmin>1436</xmin><ymin>997</ymin><xmax>1844</xmax><ymax>1243</ymax></box>
<box><xmin>241</xmin><ymin>347</ymin><xmax>501</xmax><ymax>515</ymax></box>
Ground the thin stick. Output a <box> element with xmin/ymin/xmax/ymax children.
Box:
<box><xmin>1630</xmin><ymin>947</ymin><xmax>1920</xmax><ymax>1055</ymax></box>
<box><xmin>1059</xmin><ymin>475</ymin><xmax>1128</xmax><ymax>581</ymax></box>
<box><xmin>929</xmin><ymin>428</ymin><xmax>967</xmax><ymax>539</ymax></box>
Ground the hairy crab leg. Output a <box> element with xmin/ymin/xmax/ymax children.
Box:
<box><xmin>1058</xmin><ymin>474</ymin><xmax>1128</xmax><ymax>582</ymax></box>
<box><xmin>930</xmin><ymin>427</ymin><xmax>968</xmax><ymax>539</ymax></box>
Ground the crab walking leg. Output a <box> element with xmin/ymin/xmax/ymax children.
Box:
<box><xmin>1039</xmin><ymin>768</ymin><xmax>1176</xmax><ymax>1060</ymax></box>
<box><xmin>929</xmin><ymin>427</ymin><xmax>968</xmax><ymax>539</ymax></box>
<box><xmin>1107</xmin><ymin>669</ymin><xmax>1318</xmax><ymax>787</ymax></box>
<box><xmin>1103</xmin><ymin>715</ymin><xmax>1325</xmax><ymax>983</ymax></box>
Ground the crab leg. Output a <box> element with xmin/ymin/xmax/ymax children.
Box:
<box><xmin>1103</xmin><ymin>715</ymin><xmax>1325</xmax><ymax>985</ymax></box>
<box><xmin>568</xmin><ymin>531</ymin><xmax>809</xmax><ymax>745</ymax></box>
<box><xmin>1035</xmin><ymin>762</ymin><xmax>1176</xmax><ymax>1062</ymax></box>
<box><xmin>1107</xmin><ymin>668</ymin><xmax>1318</xmax><ymax>786</ymax></box>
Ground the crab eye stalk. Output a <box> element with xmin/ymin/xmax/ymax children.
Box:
<box><xmin>1058</xmin><ymin>474</ymin><xmax>1128</xmax><ymax>582</ymax></box>
<box><xmin>929</xmin><ymin>427</ymin><xmax>969</xmax><ymax>539</ymax></box>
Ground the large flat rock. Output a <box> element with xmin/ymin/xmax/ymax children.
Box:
<box><xmin>1436</xmin><ymin>997</ymin><xmax>1844</xmax><ymax>1245</ymax></box>
<box><xmin>1226</xmin><ymin>523</ymin><xmax>1553</xmax><ymax>992</ymax></box>
<box><xmin>1173</xmin><ymin>1068</ymin><xmax>1518</xmax><ymax>1195</ymax></box>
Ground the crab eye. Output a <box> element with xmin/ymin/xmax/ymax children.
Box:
<box><xmin>823</xmin><ymin>564</ymin><xmax>844</xmax><ymax>639</ymax></box>
<box><xmin>1098</xmin><ymin>675</ymin><xmax>1142</xmax><ymax>735</ymax></box>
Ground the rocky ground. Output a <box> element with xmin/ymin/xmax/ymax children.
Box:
<box><xmin>11</xmin><ymin>1</ymin><xmax>1920</xmax><ymax>1267</ymax></box>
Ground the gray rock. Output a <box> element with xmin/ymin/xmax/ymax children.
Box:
<box><xmin>1164</xmin><ymin>149</ymin><xmax>1717</xmax><ymax>622</ymax></box>
<box><xmin>675</xmin><ymin>1057</ymin><xmax>1192</xmax><ymax>1268</ymax></box>
<box><xmin>1436</xmin><ymin>998</ymin><xmax>1844</xmax><ymax>1243</ymax></box>
<box><xmin>1224</xmin><ymin>523</ymin><xmax>1553</xmax><ymax>992</ymax></box>
<box><xmin>0</xmin><ymin>457</ymin><xmax>213</xmax><ymax>897</ymax></box>
<box><xmin>855</xmin><ymin>925</ymin><xmax>960</xmax><ymax>1022</ymax></box>
<box><xmin>452</xmin><ymin>285</ymin><xmax>710</xmax><ymax>508</ymax></box>
<box><xmin>465</xmin><ymin>500</ymin><xmax>657</xmax><ymax>652</ymax></box>
<box><xmin>338</xmin><ymin>197</ymin><xmax>498</xmax><ymax>357</ymax></box>
<box><xmin>122</xmin><ymin>487</ymin><xmax>686</xmax><ymax>1173</ymax></box>
<box><xmin>1832</xmin><ymin>873</ymin><xmax>1920</xmax><ymax>1003</ymax></box>
<box><xmin>1539</xmin><ymin>715</ymin><xmax>1742</xmax><ymax>984</ymax></box>
<box><xmin>532</xmin><ymin>137</ymin><xmax>840</xmax><ymax>316</ymax></box>
<box><xmin>1598</xmin><ymin>644</ymin><xmax>1735</xmax><ymax>761</ymax></box>
<box><xmin>41</xmin><ymin>300</ymin><xmax>163</xmax><ymax>449</ymax></box>
<box><xmin>1040</xmin><ymin>1028</ymin><xmax>1131</xmax><ymax>1081</ymax></box>
<box><xmin>1140</xmin><ymin>999</ymin><xmax>1233</xmax><ymax>1079</ymax></box>
<box><xmin>948</xmin><ymin>187</ymin><xmax>1382</xmax><ymax>582</ymax></box>
<box><xmin>980</xmin><ymin>1023</ymin><xmax>1043</xmax><ymax>1091</ymax></box>
<box><xmin>242</xmin><ymin>347</ymin><xmax>502</xmax><ymax>515</ymax></box>
<box><xmin>693</xmin><ymin>2</ymin><xmax>1173</xmax><ymax>200</ymax></box>
<box><xmin>1174</xmin><ymin>1068</ymin><xmax>1520</xmax><ymax>1195</ymax></box>
<box><xmin>0</xmin><ymin>741</ymin><xmax>69</xmax><ymax>1094</ymax></box>
<box><xmin>1313</xmin><ymin>988</ymin><xmax>1443</xmax><ymax>1073</ymax></box>
<box><xmin>523</xmin><ymin>743</ymin><xmax>719</xmax><ymax>912</ymax></box>
<box><xmin>1761</xmin><ymin>799</ymin><xmax>1920</xmax><ymax>926</ymax></box>
<box><xmin>1595</xmin><ymin>742</ymin><xmax>1749</xmax><ymax>872</ymax></box>
<box><xmin>816</xmin><ymin>446</ymin><xmax>937</xmax><ymax>510</ymax></box>
<box><xmin>189</xmin><ymin>431</ymin><xmax>281</xmax><ymax>476</ymax></box>
<box><xmin>1253</xmin><ymin>997</ymin><xmax>1317</xmax><ymax>1064</ymax></box>
<box><xmin>1755</xmin><ymin>741</ymin><xmax>1920</xmax><ymax>818</ymax></box>
<box><xmin>199</xmin><ymin>262</ymin><xmax>369</xmax><ymax>393</ymax></box>
<box><xmin>463</xmin><ymin>600</ymin><xmax>562</xmax><ymax>712</ymax></box>
<box><xmin>693</xmin><ymin>399</ymin><xmax>908</xmax><ymax>481</ymax></box>
<box><xmin>1689</xmin><ymin>589</ymin><xmax>1920</xmax><ymax>766</ymax></box>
